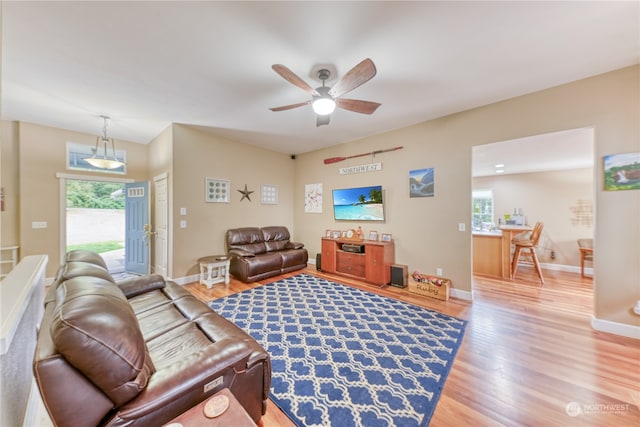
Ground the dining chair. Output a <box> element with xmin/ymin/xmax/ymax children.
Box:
<box><xmin>511</xmin><ymin>221</ymin><xmax>544</xmax><ymax>284</ymax></box>
<box><xmin>577</xmin><ymin>238</ymin><xmax>593</xmax><ymax>277</ymax></box>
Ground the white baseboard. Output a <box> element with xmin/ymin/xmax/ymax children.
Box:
<box><xmin>591</xmin><ymin>315</ymin><xmax>640</xmax><ymax>339</ymax></box>
<box><xmin>450</xmin><ymin>288</ymin><xmax>474</xmax><ymax>301</ymax></box>
<box><xmin>171</xmin><ymin>274</ymin><xmax>199</xmax><ymax>286</ymax></box>
<box><xmin>538</xmin><ymin>262</ymin><xmax>592</xmax><ymax>276</ymax></box>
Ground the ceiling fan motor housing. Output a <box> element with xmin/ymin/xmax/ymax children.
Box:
<box><xmin>317</xmin><ymin>68</ymin><xmax>331</xmax><ymax>82</ymax></box>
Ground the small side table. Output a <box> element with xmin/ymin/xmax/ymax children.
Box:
<box><xmin>164</xmin><ymin>388</ymin><xmax>256</xmax><ymax>427</ymax></box>
<box><xmin>198</xmin><ymin>255</ymin><xmax>230</xmax><ymax>288</ymax></box>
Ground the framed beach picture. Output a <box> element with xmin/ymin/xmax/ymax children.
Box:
<box><xmin>369</xmin><ymin>230</ymin><xmax>378</xmax><ymax>241</ymax></box>
<box><xmin>604</xmin><ymin>152</ymin><xmax>640</xmax><ymax>191</ymax></box>
<box><xmin>332</xmin><ymin>230</ymin><xmax>341</xmax><ymax>239</ymax></box>
<box><xmin>381</xmin><ymin>233</ymin><xmax>392</xmax><ymax>242</ymax></box>
<box><xmin>409</xmin><ymin>168</ymin><xmax>434</xmax><ymax>198</ymax></box>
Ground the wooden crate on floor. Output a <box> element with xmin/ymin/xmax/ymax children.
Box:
<box><xmin>408</xmin><ymin>273</ymin><xmax>450</xmax><ymax>301</ymax></box>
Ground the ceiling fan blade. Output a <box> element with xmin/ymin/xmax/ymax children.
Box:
<box><xmin>272</xmin><ymin>64</ymin><xmax>319</xmax><ymax>96</ymax></box>
<box><xmin>316</xmin><ymin>114</ymin><xmax>330</xmax><ymax>127</ymax></box>
<box><xmin>336</xmin><ymin>99</ymin><xmax>381</xmax><ymax>115</ymax></box>
<box><xmin>328</xmin><ymin>58</ymin><xmax>377</xmax><ymax>98</ymax></box>
<box><xmin>269</xmin><ymin>101</ymin><xmax>311</xmax><ymax>112</ymax></box>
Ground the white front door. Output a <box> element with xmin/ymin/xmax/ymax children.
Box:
<box><xmin>154</xmin><ymin>174</ymin><xmax>169</xmax><ymax>278</ymax></box>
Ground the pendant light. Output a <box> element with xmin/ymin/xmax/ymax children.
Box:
<box><xmin>85</xmin><ymin>115</ymin><xmax>125</xmax><ymax>169</ymax></box>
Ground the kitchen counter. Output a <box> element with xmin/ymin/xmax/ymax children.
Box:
<box><xmin>473</xmin><ymin>225</ymin><xmax>533</xmax><ymax>279</ymax></box>
<box><xmin>473</xmin><ymin>232</ymin><xmax>503</xmax><ymax>277</ymax></box>
<box><xmin>472</xmin><ymin>230</ymin><xmax>502</xmax><ymax>236</ymax></box>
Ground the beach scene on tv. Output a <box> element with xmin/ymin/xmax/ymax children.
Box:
<box><xmin>332</xmin><ymin>185</ymin><xmax>385</xmax><ymax>221</ymax></box>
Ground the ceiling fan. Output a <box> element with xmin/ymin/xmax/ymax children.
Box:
<box><xmin>269</xmin><ymin>58</ymin><xmax>381</xmax><ymax>127</ymax></box>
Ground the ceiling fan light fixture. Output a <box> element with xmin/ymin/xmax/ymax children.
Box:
<box><xmin>312</xmin><ymin>85</ymin><xmax>336</xmax><ymax>115</ymax></box>
<box><xmin>85</xmin><ymin>115</ymin><xmax>125</xmax><ymax>170</ymax></box>
<box><xmin>312</xmin><ymin>97</ymin><xmax>336</xmax><ymax>115</ymax></box>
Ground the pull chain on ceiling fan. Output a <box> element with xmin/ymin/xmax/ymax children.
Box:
<box><xmin>269</xmin><ymin>58</ymin><xmax>381</xmax><ymax>127</ymax></box>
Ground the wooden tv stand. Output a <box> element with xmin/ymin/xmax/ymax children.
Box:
<box><xmin>321</xmin><ymin>238</ymin><xmax>395</xmax><ymax>286</ymax></box>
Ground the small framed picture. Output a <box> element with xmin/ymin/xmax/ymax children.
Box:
<box><xmin>369</xmin><ymin>230</ymin><xmax>378</xmax><ymax>241</ymax></box>
<box><xmin>332</xmin><ymin>230</ymin><xmax>341</xmax><ymax>239</ymax></box>
<box><xmin>205</xmin><ymin>178</ymin><xmax>230</xmax><ymax>203</ymax></box>
<box><xmin>325</xmin><ymin>229</ymin><xmax>332</xmax><ymax>238</ymax></box>
<box><xmin>381</xmin><ymin>233</ymin><xmax>392</xmax><ymax>242</ymax></box>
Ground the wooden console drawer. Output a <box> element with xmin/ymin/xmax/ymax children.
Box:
<box><xmin>336</xmin><ymin>251</ymin><xmax>365</xmax><ymax>277</ymax></box>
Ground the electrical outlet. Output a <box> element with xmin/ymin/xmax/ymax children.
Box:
<box><xmin>437</xmin><ymin>268</ymin><xmax>443</xmax><ymax>276</ymax></box>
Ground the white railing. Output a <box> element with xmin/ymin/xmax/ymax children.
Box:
<box><xmin>0</xmin><ymin>255</ymin><xmax>48</xmax><ymax>427</ymax></box>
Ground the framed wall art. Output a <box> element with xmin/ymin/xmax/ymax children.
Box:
<box><xmin>305</xmin><ymin>183</ymin><xmax>323</xmax><ymax>213</ymax></box>
<box><xmin>409</xmin><ymin>168</ymin><xmax>435</xmax><ymax>198</ymax></box>
<box><xmin>205</xmin><ymin>178</ymin><xmax>230</xmax><ymax>203</ymax></box>
<box><xmin>604</xmin><ymin>152</ymin><xmax>640</xmax><ymax>191</ymax></box>
<box><xmin>261</xmin><ymin>184</ymin><xmax>278</xmax><ymax>204</ymax></box>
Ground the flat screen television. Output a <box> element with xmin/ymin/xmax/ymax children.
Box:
<box><xmin>332</xmin><ymin>185</ymin><xmax>385</xmax><ymax>221</ymax></box>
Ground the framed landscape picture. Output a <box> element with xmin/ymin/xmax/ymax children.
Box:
<box><xmin>604</xmin><ymin>152</ymin><xmax>640</xmax><ymax>191</ymax></box>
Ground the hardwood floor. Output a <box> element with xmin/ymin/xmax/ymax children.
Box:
<box><xmin>185</xmin><ymin>266</ymin><xmax>640</xmax><ymax>426</ymax></box>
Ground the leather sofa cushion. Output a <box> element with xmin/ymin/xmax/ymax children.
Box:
<box><xmin>262</xmin><ymin>226</ymin><xmax>290</xmax><ymax>252</ymax></box>
<box><xmin>55</xmin><ymin>261</ymin><xmax>115</xmax><ymax>284</ymax></box>
<box><xmin>51</xmin><ymin>277</ymin><xmax>155</xmax><ymax>406</ymax></box>
<box><xmin>64</xmin><ymin>249</ymin><xmax>109</xmax><ymax>269</ymax></box>
<box><xmin>227</xmin><ymin>227</ymin><xmax>267</xmax><ymax>255</ymax></box>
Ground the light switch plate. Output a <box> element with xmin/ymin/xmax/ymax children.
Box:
<box><xmin>180</xmin><ymin>220</ymin><xmax>187</xmax><ymax>228</ymax></box>
<box><xmin>180</xmin><ymin>207</ymin><xmax>187</xmax><ymax>215</ymax></box>
<box><xmin>458</xmin><ymin>223</ymin><xmax>465</xmax><ymax>231</ymax></box>
<box><xmin>32</xmin><ymin>221</ymin><xmax>47</xmax><ymax>229</ymax></box>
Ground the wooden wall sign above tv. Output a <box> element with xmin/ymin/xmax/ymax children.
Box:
<box><xmin>339</xmin><ymin>162</ymin><xmax>382</xmax><ymax>175</ymax></box>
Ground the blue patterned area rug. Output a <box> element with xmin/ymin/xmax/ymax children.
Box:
<box><xmin>210</xmin><ymin>274</ymin><xmax>467</xmax><ymax>427</ymax></box>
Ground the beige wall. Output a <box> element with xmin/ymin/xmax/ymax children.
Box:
<box><xmin>1</xmin><ymin>121</ymin><xmax>20</xmax><ymax>246</ymax></box>
<box><xmin>15</xmin><ymin>122</ymin><xmax>149</xmax><ymax>276</ymax></box>
<box><xmin>473</xmin><ymin>168</ymin><xmax>594</xmax><ymax>267</ymax></box>
<box><xmin>169</xmin><ymin>124</ymin><xmax>296</xmax><ymax>277</ymax></box>
<box><xmin>295</xmin><ymin>65</ymin><xmax>639</xmax><ymax>328</ymax></box>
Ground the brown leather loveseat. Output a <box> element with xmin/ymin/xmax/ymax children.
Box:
<box><xmin>33</xmin><ymin>250</ymin><xmax>271</xmax><ymax>426</ymax></box>
<box><xmin>226</xmin><ymin>226</ymin><xmax>308</xmax><ymax>282</ymax></box>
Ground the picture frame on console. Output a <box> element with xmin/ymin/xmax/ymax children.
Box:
<box><xmin>325</xmin><ymin>229</ymin><xmax>332</xmax><ymax>238</ymax></box>
<box><xmin>369</xmin><ymin>230</ymin><xmax>378</xmax><ymax>241</ymax></box>
<box><xmin>332</xmin><ymin>230</ymin><xmax>341</xmax><ymax>239</ymax></box>
<box><xmin>381</xmin><ymin>233</ymin><xmax>392</xmax><ymax>242</ymax></box>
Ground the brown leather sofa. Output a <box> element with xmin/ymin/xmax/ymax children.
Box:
<box><xmin>33</xmin><ymin>250</ymin><xmax>271</xmax><ymax>427</ymax></box>
<box><xmin>226</xmin><ymin>226</ymin><xmax>308</xmax><ymax>282</ymax></box>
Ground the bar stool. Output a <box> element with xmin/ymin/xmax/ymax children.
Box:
<box><xmin>511</xmin><ymin>221</ymin><xmax>544</xmax><ymax>284</ymax></box>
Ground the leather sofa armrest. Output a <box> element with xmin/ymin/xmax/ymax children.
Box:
<box><xmin>116</xmin><ymin>274</ymin><xmax>166</xmax><ymax>298</ymax></box>
<box><xmin>229</xmin><ymin>249</ymin><xmax>255</xmax><ymax>258</ymax></box>
<box><xmin>116</xmin><ymin>338</ymin><xmax>260</xmax><ymax>419</ymax></box>
<box><xmin>286</xmin><ymin>241</ymin><xmax>304</xmax><ymax>250</ymax></box>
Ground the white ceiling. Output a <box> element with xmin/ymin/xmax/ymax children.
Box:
<box><xmin>2</xmin><ymin>1</ymin><xmax>638</xmax><ymax>164</ymax></box>
<box><xmin>472</xmin><ymin>127</ymin><xmax>595</xmax><ymax>177</ymax></box>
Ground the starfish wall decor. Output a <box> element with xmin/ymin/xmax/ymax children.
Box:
<box><xmin>238</xmin><ymin>184</ymin><xmax>254</xmax><ymax>202</ymax></box>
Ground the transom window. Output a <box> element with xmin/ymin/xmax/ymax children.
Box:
<box><xmin>67</xmin><ymin>142</ymin><xmax>126</xmax><ymax>174</ymax></box>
